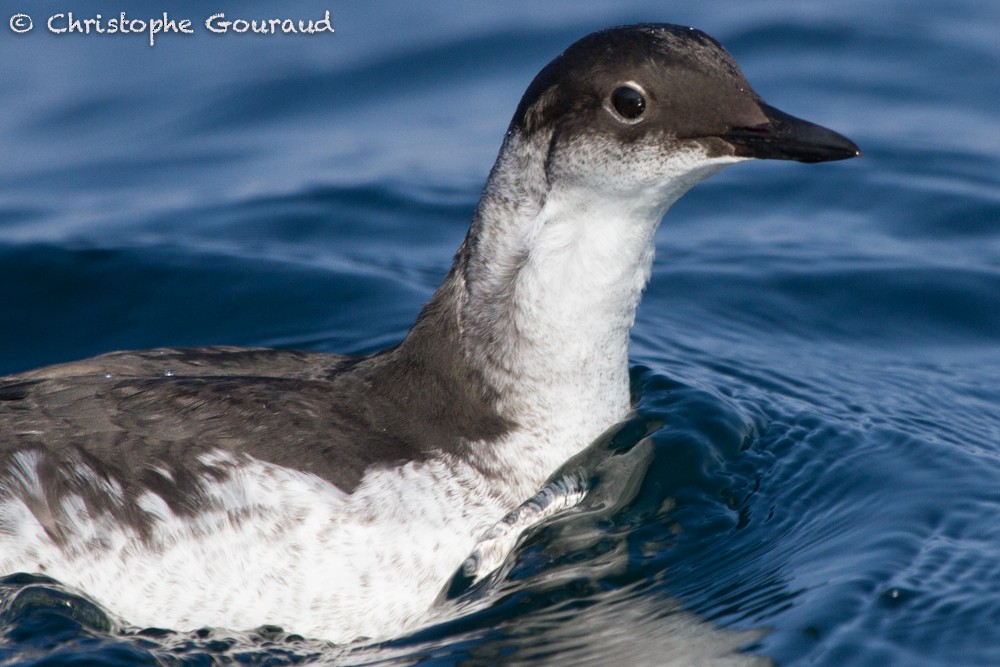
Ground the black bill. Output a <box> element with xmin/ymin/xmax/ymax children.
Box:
<box><xmin>722</xmin><ymin>102</ymin><xmax>861</xmax><ymax>163</ymax></box>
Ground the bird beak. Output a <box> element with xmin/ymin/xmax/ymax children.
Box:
<box><xmin>721</xmin><ymin>102</ymin><xmax>861</xmax><ymax>163</ymax></box>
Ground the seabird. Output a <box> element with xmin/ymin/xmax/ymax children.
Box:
<box><xmin>0</xmin><ymin>23</ymin><xmax>859</xmax><ymax>642</ymax></box>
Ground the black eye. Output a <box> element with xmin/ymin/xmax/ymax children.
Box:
<box><xmin>611</xmin><ymin>86</ymin><xmax>646</xmax><ymax>120</ymax></box>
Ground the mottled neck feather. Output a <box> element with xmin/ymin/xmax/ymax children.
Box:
<box><xmin>383</xmin><ymin>122</ymin><xmax>737</xmax><ymax>478</ymax></box>
<box><xmin>393</xmin><ymin>129</ymin><xmax>661</xmax><ymax>439</ymax></box>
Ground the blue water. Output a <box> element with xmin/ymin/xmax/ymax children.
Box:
<box><xmin>1</xmin><ymin>0</ymin><xmax>998</xmax><ymax>664</ymax></box>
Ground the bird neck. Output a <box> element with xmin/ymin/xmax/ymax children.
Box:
<box><xmin>430</xmin><ymin>132</ymin><xmax>669</xmax><ymax>434</ymax></box>
<box><xmin>394</xmin><ymin>130</ymin><xmax>732</xmax><ymax>483</ymax></box>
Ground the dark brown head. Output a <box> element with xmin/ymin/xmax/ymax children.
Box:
<box><xmin>508</xmin><ymin>23</ymin><xmax>859</xmax><ymax>180</ymax></box>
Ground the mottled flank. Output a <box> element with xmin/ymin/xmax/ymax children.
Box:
<box><xmin>0</xmin><ymin>448</ymin><xmax>525</xmax><ymax>640</ymax></box>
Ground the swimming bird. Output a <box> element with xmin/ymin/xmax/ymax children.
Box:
<box><xmin>0</xmin><ymin>24</ymin><xmax>859</xmax><ymax>642</ymax></box>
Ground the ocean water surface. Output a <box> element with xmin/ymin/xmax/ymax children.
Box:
<box><xmin>1</xmin><ymin>1</ymin><xmax>998</xmax><ymax>665</ymax></box>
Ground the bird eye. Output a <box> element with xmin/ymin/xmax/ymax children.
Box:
<box><xmin>610</xmin><ymin>85</ymin><xmax>646</xmax><ymax>120</ymax></box>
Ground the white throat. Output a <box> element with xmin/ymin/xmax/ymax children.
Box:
<box><xmin>454</xmin><ymin>130</ymin><xmax>745</xmax><ymax>477</ymax></box>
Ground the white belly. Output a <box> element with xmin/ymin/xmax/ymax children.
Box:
<box><xmin>0</xmin><ymin>450</ymin><xmax>511</xmax><ymax>643</ymax></box>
